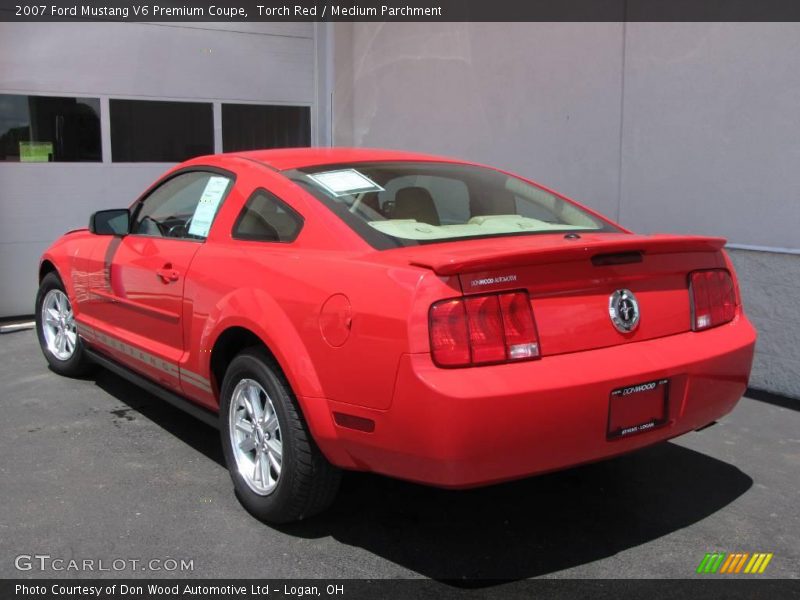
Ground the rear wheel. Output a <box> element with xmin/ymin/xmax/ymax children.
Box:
<box><xmin>220</xmin><ymin>348</ymin><xmax>341</xmax><ymax>523</ymax></box>
<box><xmin>35</xmin><ymin>272</ymin><xmax>93</xmax><ymax>377</ymax></box>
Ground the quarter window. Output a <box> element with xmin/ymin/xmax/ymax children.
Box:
<box><xmin>131</xmin><ymin>171</ymin><xmax>233</xmax><ymax>240</ymax></box>
<box><xmin>233</xmin><ymin>189</ymin><xmax>303</xmax><ymax>242</ymax></box>
<box><xmin>0</xmin><ymin>94</ymin><xmax>101</xmax><ymax>162</ymax></box>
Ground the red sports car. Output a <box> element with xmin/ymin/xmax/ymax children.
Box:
<box><xmin>36</xmin><ymin>148</ymin><xmax>756</xmax><ymax>523</ymax></box>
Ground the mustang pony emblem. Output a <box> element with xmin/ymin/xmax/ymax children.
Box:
<box><xmin>609</xmin><ymin>289</ymin><xmax>640</xmax><ymax>333</ymax></box>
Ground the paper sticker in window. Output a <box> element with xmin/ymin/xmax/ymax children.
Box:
<box><xmin>308</xmin><ymin>169</ymin><xmax>384</xmax><ymax>197</ymax></box>
<box><xmin>19</xmin><ymin>141</ymin><xmax>53</xmax><ymax>162</ymax></box>
<box><xmin>188</xmin><ymin>176</ymin><xmax>230</xmax><ymax>237</ymax></box>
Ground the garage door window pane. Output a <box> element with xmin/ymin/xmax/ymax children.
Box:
<box><xmin>0</xmin><ymin>94</ymin><xmax>101</xmax><ymax>162</ymax></box>
<box><xmin>110</xmin><ymin>99</ymin><xmax>213</xmax><ymax>162</ymax></box>
<box><xmin>222</xmin><ymin>104</ymin><xmax>310</xmax><ymax>152</ymax></box>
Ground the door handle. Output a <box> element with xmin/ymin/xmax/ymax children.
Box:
<box><xmin>156</xmin><ymin>264</ymin><xmax>179</xmax><ymax>283</ymax></box>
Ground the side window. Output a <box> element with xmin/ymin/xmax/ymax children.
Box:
<box><xmin>232</xmin><ymin>189</ymin><xmax>303</xmax><ymax>242</ymax></box>
<box><xmin>131</xmin><ymin>171</ymin><xmax>233</xmax><ymax>240</ymax></box>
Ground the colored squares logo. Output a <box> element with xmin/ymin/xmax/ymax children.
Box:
<box><xmin>697</xmin><ymin>552</ymin><xmax>774</xmax><ymax>574</ymax></box>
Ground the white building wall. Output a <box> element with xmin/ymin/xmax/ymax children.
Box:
<box><xmin>729</xmin><ymin>248</ymin><xmax>800</xmax><ymax>400</ymax></box>
<box><xmin>0</xmin><ymin>21</ymin><xmax>319</xmax><ymax>316</ymax></box>
<box><xmin>333</xmin><ymin>23</ymin><xmax>625</xmax><ymax>218</ymax></box>
<box><xmin>333</xmin><ymin>22</ymin><xmax>800</xmax><ymax>398</ymax></box>
<box><xmin>619</xmin><ymin>23</ymin><xmax>800</xmax><ymax>249</ymax></box>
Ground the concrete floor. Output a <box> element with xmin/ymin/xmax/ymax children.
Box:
<box><xmin>1</xmin><ymin>329</ymin><xmax>798</xmax><ymax>582</ymax></box>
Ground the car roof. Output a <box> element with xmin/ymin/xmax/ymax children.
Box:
<box><xmin>225</xmin><ymin>147</ymin><xmax>464</xmax><ymax>171</ymax></box>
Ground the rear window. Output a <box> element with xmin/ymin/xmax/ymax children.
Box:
<box><xmin>285</xmin><ymin>161</ymin><xmax>618</xmax><ymax>249</ymax></box>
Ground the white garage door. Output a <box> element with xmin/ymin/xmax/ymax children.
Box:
<box><xmin>0</xmin><ymin>22</ymin><xmax>320</xmax><ymax>317</ymax></box>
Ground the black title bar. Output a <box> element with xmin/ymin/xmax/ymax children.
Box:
<box><xmin>2</xmin><ymin>579</ymin><xmax>799</xmax><ymax>600</ymax></box>
<box><xmin>4</xmin><ymin>0</ymin><xmax>800</xmax><ymax>21</ymax></box>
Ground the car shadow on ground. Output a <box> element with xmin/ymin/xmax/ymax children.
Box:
<box><xmin>285</xmin><ymin>446</ymin><xmax>752</xmax><ymax>583</ymax></box>
<box><xmin>94</xmin><ymin>368</ymin><xmax>753</xmax><ymax>583</ymax></box>
<box><xmin>93</xmin><ymin>368</ymin><xmax>225</xmax><ymax>466</ymax></box>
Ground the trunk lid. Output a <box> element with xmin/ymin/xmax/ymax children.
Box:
<box><xmin>404</xmin><ymin>233</ymin><xmax>727</xmax><ymax>356</ymax></box>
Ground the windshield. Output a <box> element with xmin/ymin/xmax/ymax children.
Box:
<box><xmin>285</xmin><ymin>161</ymin><xmax>619</xmax><ymax>249</ymax></box>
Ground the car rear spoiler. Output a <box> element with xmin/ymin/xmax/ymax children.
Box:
<box><xmin>409</xmin><ymin>235</ymin><xmax>727</xmax><ymax>275</ymax></box>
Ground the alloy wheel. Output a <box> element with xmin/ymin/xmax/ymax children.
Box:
<box><xmin>229</xmin><ymin>378</ymin><xmax>283</xmax><ymax>495</ymax></box>
<box><xmin>41</xmin><ymin>289</ymin><xmax>77</xmax><ymax>361</ymax></box>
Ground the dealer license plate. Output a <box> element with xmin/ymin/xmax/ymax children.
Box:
<box><xmin>607</xmin><ymin>378</ymin><xmax>669</xmax><ymax>439</ymax></box>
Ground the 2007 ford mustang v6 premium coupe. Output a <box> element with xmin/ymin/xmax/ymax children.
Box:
<box><xmin>36</xmin><ymin>148</ymin><xmax>756</xmax><ymax>523</ymax></box>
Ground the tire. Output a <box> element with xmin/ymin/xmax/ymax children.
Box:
<box><xmin>35</xmin><ymin>271</ymin><xmax>94</xmax><ymax>377</ymax></box>
<box><xmin>220</xmin><ymin>347</ymin><xmax>341</xmax><ymax>523</ymax></box>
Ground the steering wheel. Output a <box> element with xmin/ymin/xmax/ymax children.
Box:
<box><xmin>139</xmin><ymin>215</ymin><xmax>166</xmax><ymax>236</ymax></box>
<box><xmin>166</xmin><ymin>216</ymin><xmax>193</xmax><ymax>238</ymax></box>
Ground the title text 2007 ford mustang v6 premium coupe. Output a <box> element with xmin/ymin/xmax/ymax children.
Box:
<box><xmin>36</xmin><ymin>148</ymin><xmax>756</xmax><ymax>523</ymax></box>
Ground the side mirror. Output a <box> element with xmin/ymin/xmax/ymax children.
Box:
<box><xmin>89</xmin><ymin>209</ymin><xmax>130</xmax><ymax>235</ymax></box>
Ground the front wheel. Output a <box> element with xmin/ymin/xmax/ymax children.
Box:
<box><xmin>220</xmin><ymin>348</ymin><xmax>341</xmax><ymax>523</ymax></box>
<box><xmin>35</xmin><ymin>272</ymin><xmax>93</xmax><ymax>377</ymax></box>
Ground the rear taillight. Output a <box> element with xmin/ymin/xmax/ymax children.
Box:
<box><xmin>689</xmin><ymin>269</ymin><xmax>737</xmax><ymax>331</ymax></box>
<box><xmin>429</xmin><ymin>299</ymin><xmax>470</xmax><ymax>366</ymax></box>
<box><xmin>429</xmin><ymin>291</ymin><xmax>540</xmax><ymax>367</ymax></box>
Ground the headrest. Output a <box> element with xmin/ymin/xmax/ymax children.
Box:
<box><xmin>393</xmin><ymin>186</ymin><xmax>440</xmax><ymax>226</ymax></box>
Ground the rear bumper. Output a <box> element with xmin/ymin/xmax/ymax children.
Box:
<box><xmin>313</xmin><ymin>315</ymin><xmax>756</xmax><ymax>488</ymax></box>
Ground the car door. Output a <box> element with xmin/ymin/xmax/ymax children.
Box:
<box><xmin>86</xmin><ymin>169</ymin><xmax>234</xmax><ymax>391</ymax></box>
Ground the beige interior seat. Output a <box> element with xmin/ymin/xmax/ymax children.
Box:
<box><xmin>392</xmin><ymin>186</ymin><xmax>441</xmax><ymax>226</ymax></box>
